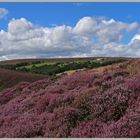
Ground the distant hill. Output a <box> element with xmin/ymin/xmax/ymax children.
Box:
<box><xmin>0</xmin><ymin>68</ymin><xmax>47</xmax><ymax>91</ymax></box>
<box><xmin>0</xmin><ymin>57</ymin><xmax>128</xmax><ymax>65</ymax></box>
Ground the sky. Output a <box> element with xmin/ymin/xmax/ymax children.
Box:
<box><xmin>0</xmin><ymin>2</ymin><xmax>140</xmax><ymax>60</ymax></box>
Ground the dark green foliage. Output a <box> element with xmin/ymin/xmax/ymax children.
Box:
<box><xmin>17</xmin><ymin>58</ymin><xmax>125</xmax><ymax>75</ymax></box>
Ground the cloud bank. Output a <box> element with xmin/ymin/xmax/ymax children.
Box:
<box><xmin>0</xmin><ymin>16</ymin><xmax>140</xmax><ymax>60</ymax></box>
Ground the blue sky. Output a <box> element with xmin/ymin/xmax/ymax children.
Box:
<box><xmin>0</xmin><ymin>2</ymin><xmax>140</xmax><ymax>30</ymax></box>
<box><xmin>0</xmin><ymin>2</ymin><xmax>140</xmax><ymax>59</ymax></box>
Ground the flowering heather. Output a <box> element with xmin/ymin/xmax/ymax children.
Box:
<box><xmin>71</xmin><ymin>120</ymin><xmax>107</xmax><ymax>137</ymax></box>
<box><xmin>0</xmin><ymin>59</ymin><xmax>140</xmax><ymax>138</ymax></box>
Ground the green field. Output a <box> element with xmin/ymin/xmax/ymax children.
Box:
<box><xmin>0</xmin><ymin>57</ymin><xmax>126</xmax><ymax>76</ymax></box>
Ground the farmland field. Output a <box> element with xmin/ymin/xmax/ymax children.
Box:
<box><xmin>0</xmin><ymin>57</ymin><xmax>127</xmax><ymax>76</ymax></box>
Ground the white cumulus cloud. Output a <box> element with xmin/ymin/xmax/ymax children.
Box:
<box><xmin>0</xmin><ymin>16</ymin><xmax>140</xmax><ymax>60</ymax></box>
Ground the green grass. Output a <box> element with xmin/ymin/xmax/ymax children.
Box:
<box><xmin>27</xmin><ymin>58</ymin><xmax>124</xmax><ymax>75</ymax></box>
<box><xmin>17</xmin><ymin>60</ymin><xmax>86</xmax><ymax>70</ymax></box>
<box><xmin>17</xmin><ymin>61</ymin><xmax>56</xmax><ymax>69</ymax></box>
<box><xmin>1</xmin><ymin>58</ymin><xmax>127</xmax><ymax>77</ymax></box>
<box><xmin>24</xmin><ymin>60</ymin><xmax>97</xmax><ymax>69</ymax></box>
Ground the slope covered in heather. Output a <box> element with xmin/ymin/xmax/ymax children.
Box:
<box><xmin>0</xmin><ymin>59</ymin><xmax>140</xmax><ymax>138</ymax></box>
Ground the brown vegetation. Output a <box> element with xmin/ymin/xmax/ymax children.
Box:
<box><xmin>0</xmin><ymin>68</ymin><xmax>47</xmax><ymax>91</ymax></box>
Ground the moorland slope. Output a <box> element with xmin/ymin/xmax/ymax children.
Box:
<box><xmin>0</xmin><ymin>59</ymin><xmax>140</xmax><ymax>138</ymax></box>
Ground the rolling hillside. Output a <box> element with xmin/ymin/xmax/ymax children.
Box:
<box><xmin>0</xmin><ymin>59</ymin><xmax>140</xmax><ymax>138</ymax></box>
<box><xmin>0</xmin><ymin>57</ymin><xmax>126</xmax><ymax>91</ymax></box>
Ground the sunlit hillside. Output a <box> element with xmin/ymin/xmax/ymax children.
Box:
<box><xmin>0</xmin><ymin>58</ymin><xmax>140</xmax><ymax>138</ymax></box>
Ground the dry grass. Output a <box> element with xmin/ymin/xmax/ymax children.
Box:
<box><xmin>126</xmin><ymin>59</ymin><xmax>140</xmax><ymax>75</ymax></box>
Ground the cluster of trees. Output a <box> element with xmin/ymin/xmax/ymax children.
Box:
<box><xmin>17</xmin><ymin>58</ymin><xmax>125</xmax><ymax>75</ymax></box>
<box><xmin>0</xmin><ymin>61</ymin><xmax>42</xmax><ymax>70</ymax></box>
